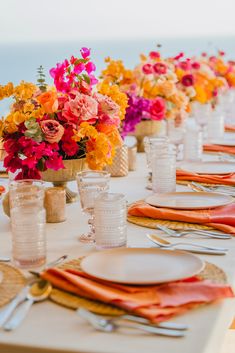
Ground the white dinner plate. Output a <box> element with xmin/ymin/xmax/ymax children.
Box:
<box><xmin>180</xmin><ymin>161</ymin><xmax>235</xmax><ymax>175</ymax></box>
<box><xmin>81</xmin><ymin>248</ymin><xmax>204</xmax><ymax>285</ymax></box>
<box><xmin>145</xmin><ymin>192</ymin><xmax>234</xmax><ymax>210</ymax></box>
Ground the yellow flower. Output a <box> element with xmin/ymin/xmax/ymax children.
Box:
<box><xmin>193</xmin><ymin>85</ymin><xmax>208</xmax><ymax>104</ymax></box>
<box><xmin>72</xmin><ymin>122</ymin><xmax>98</xmax><ymax>142</ymax></box>
<box><xmin>0</xmin><ymin>82</ymin><xmax>14</xmax><ymax>101</ymax></box>
<box><xmin>13</xmin><ymin>81</ymin><xmax>37</xmax><ymax>101</ymax></box>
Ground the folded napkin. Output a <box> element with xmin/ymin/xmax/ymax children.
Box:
<box><xmin>41</xmin><ymin>268</ymin><xmax>233</xmax><ymax>323</ymax></box>
<box><xmin>0</xmin><ymin>185</ymin><xmax>5</xmax><ymax>194</ymax></box>
<box><xmin>128</xmin><ymin>201</ymin><xmax>235</xmax><ymax>234</ymax></box>
<box><xmin>225</xmin><ymin>125</ymin><xmax>235</xmax><ymax>132</ymax></box>
<box><xmin>203</xmin><ymin>144</ymin><xmax>235</xmax><ymax>155</ymax></box>
<box><xmin>176</xmin><ymin>169</ymin><xmax>235</xmax><ymax>186</ymax></box>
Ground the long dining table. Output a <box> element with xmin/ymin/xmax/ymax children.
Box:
<box><xmin>0</xmin><ymin>152</ymin><xmax>235</xmax><ymax>353</ymax></box>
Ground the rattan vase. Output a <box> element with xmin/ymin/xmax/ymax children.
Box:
<box><xmin>131</xmin><ymin>120</ymin><xmax>163</xmax><ymax>152</ymax></box>
<box><xmin>106</xmin><ymin>145</ymin><xmax>128</xmax><ymax>177</ymax></box>
<box><xmin>42</xmin><ymin>158</ymin><xmax>87</xmax><ymax>203</ymax></box>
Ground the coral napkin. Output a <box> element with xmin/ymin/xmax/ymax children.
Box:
<box><xmin>128</xmin><ymin>201</ymin><xmax>235</xmax><ymax>234</ymax></box>
<box><xmin>225</xmin><ymin>125</ymin><xmax>235</xmax><ymax>132</ymax></box>
<box><xmin>176</xmin><ymin>169</ymin><xmax>235</xmax><ymax>186</ymax></box>
<box><xmin>203</xmin><ymin>144</ymin><xmax>235</xmax><ymax>155</ymax></box>
<box><xmin>41</xmin><ymin>268</ymin><xmax>234</xmax><ymax>323</ymax></box>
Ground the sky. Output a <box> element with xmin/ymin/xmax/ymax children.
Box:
<box><xmin>1</xmin><ymin>0</ymin><xmax>235</xmax><ymax>42</ymax></box>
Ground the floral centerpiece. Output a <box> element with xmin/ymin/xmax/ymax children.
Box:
<box><xmin>0</xmin><ymin>48</ymin><xmax>128</xmax><ymax>180</ymax></box>
<box><xmin>101</xmin><ymin>52</ymin><xmax>190</xmax><ymax>143</ymax></box>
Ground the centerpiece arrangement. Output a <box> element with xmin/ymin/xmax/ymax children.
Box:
<box><xmin>101</xmin><ymin>52</ymin><xmax>190</xmax><ymax>150</ymax></box>
<box><xmin>0</xmin><ymin>48</ymin><xmax>128</xmax><ymax>201</ymax></box>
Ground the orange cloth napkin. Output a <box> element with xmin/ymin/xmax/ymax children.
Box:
<box><xmin>41</xmin><ymin>268</ymin><xmax>234</xmax><ymax>323</ymax></box>
<box><xmin>128</xmin><ymin>201</ymin><xmax>235</xmax><ymax>234</ymax></box>
<box><xmin>203</xmin><ymin>144</ymin><xmax>235</xmax><ymax>155</ymax></box>
<box><xmin>176</xmin><ymin>169</ymin><xmax>235</xmax><ymax>186</ymax></box>
<box><xmin>225</xmin><ymin>125</ymin><xmax>235</xmax><ymax>132</ymax></box>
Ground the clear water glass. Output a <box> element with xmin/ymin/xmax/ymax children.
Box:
<box><xmin>207</xmin><ymin>109</ymin><xmax>225</xmax><ymax>141</ymax></box>
<box><xmin>192</xmin><ymin>102</ymin><xmax>211</xmax><ymax>139</ymax></box>
<box><xmin>167</xmin><ymin>118</ymin><xmax>185</xmax><ymax>160</ymax></box>
<box><xmin>94</xmin><ymin>193</ymin><xmax>126</xmax><ymax>249</ymax></box>
<box><xmin>9</xmin><ymin>180</ymin><xmax>46</xmax><ymax>269</ymax></box>
<box><xmin>152</xmin><ymin>151</ymin><xmax>176</xmax><ymax>194</ymax></box>
<box><xmin>183</xmin><ymin>126</ymin><xmax>202</xmax><ymax>162</ymax></box>
<box><xmin>76</xmin><ymin>171</ymin><xmax>110</xmax><ymax>243</ymax></box>
<box><xmin>144</xmin><ymin>136</ymin><xmax>169</xmax><ymax>170</ymax></box>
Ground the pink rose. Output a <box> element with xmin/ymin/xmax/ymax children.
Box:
<box><xmin>62</xmin><ymin>92</ymin><xmax>98</xmax><ymax>124</ymax></box>
<box><xmin>192</xmin><ymin>62</ymin><xmax>200</xmax><ymax>69</ymax></box>
<box><xmin>181</xmin><ymin>74</ymin><xmax>195</xmax><ymax>87</ymax></box>
<box><xmin>179</xmin><ymin>60</ymin><xmax>191</xmax><ymax>71</ymax></box>
<box><xmin>153</xmin><ymin>62</ymin><xmax>167</xmax><ymax>75</ymax></box>
<box><xmin>149</xmin><ymin>97</ymin><xmax>166</xmax><ymax>120</ymax></box>
<box><xmin>142</xmin><ymin>64</ymin><xmax>153</xmax><ymax>74</ymax></box>
<box><xmin>40</xmin><ymin>120</ymin><xmax>64</xmax><ymax>144</ymax></box>
<box><xmin>95</xmin><ymin>93</ymin><xmax>119</xmax><ymax>117</ymax></box>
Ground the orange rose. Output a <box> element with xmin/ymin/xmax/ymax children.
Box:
<box><xmin>37</xmin><ymin>91</ymin><xmax>58</xmax><ymax>114</ymax></box>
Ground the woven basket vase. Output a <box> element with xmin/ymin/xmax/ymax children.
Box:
<box><xmin>130</xmin><ymin>120</ymin><xmax>163</xmax><ymax>152</ymax></box>
<box><xmin>106</xmin><ymin>145</ymin><xmax>128</xmax><ymax>177</ymax></box>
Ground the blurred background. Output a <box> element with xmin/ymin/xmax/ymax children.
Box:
<box><xmin>0</xmin><ymin>0</ymin><xmax>235</xmax><ymax>112</ymax></box>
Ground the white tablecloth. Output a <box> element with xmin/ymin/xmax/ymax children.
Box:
<box><xmin>0</xmin><ymin>154</ymin><xmax>235</xmax><ymax>353</ymax></box>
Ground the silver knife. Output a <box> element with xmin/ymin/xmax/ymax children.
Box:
<box><xmin>162</xmin><ymin>246</ymin><xmax>227</xmax><ymax>255</ymax></box>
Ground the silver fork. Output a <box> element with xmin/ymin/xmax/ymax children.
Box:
<box><xmin>156</xmin><ymin>224</ymin><xmax>231</xmax><ymax>239</ymax></box>
<box><xmin>190</xmin><ymin>182</ymin><xmax>235</xmax><ymax>196</ymax></box>
<box><xmin>77</xmin><ymin>308</ymin><xmax>186</xmax><ymax>337</ymax></box>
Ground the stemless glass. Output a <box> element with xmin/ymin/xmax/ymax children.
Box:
<box><xmin>167</xmin><ymin>117</ymin><xmax>185</xmax><ymax>160</ymax></box>
<box><xmin>144</xmin><ymin>136</ymin><xmax>169</xmax><ymax>170</ymax></box>
<box><xmin>76</xmin><ymin>171</ymin><xmax>110</xmax><ymax>243</ymax></box>
<box><xmin>9</xmin><ymin>180</ymin><xmax>46</xmax><ymax>269</ymax></box>
<box><xmin>151</xmin><ymin>151</ymin><xmax>176</xmax><ymax>194</ymax></box>
<box><xmin>94</xmin><ymin>193</ymin><xmax>127</xmax><ymax>250</ymax></box>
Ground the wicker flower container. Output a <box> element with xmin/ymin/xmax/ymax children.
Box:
<box><xmin>106</xmin><ymin>145</ymin><xmax>128</xmax><ymax>177</ymax></box>
<box><xmin>42</xmin><ymin>158</ymin><xmax>87</xmax><ymax>203</ymax></box>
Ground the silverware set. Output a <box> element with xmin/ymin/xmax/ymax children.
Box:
<box><xmin>156</xmin><ymin>224</ymin><xmax>231</xmax><ymax>239</ymax></box>
<box><xmin>77</xmin><ymin>308</ymin><xmax>188</xmax><ymax>337</ymax></box>
<box><xmin>189</xmin><ymin>181</ymin><xmax>235</xmax><ymax>196</ymax></box>
<box><xmin>0</xmin><ymin>255</ymin><xmax>67</xmax><ymax>330</ymax></box>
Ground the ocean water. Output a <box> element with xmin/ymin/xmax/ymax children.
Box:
<box><xmin>1</xmin><ymin>36</ymin><xmax>235</xmax><ymax>114</ymax></box>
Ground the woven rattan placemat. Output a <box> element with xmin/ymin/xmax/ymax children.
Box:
<box><xmin>49</xmin><ymin>258</ymin><xmax>227</xmax><ymax>315</ymax></box>
<box><xmin>0</xmin><ymin>262</ymin><xmax>26</xmax><ymax>307</ymax></box>
<box><xmin>127</xmin><ymin>215</ymin><xmax>213</xmax><ymax>231</ymax></box>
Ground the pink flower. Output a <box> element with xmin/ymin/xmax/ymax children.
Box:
<box><xmin>40</xmin><ymin>120</ymin><xmax>65</xmax><ymax>144</ymax></box>
<box><xmin>95</xmin><ymin>93</ymin><xmax>119</xmax><ymax>117</ymax></box>
<box><xmin>21</xmin><ymin>156</ymin><xmax>38</xmax><ymax>169</ymax></box>
<box><xmin>3</xmin><ymin>154</ymin><xmax>22</xmax><ymax>173</ymax></box>
<box><xmin>149</xmin><ymin>97</ymin><xmax>166</xmax><ymax>120</ymax></box>
<box><xmin>174</xmin><ymin>52</ymin><xmax>184</xmax><ymax>60</ymax></box>
<box><xmin>153</xmin><ymin>62</ymin><xmax>167</xmax><ymax>75</ymax></box>
<box><xmin>62</xmin><ymin>92</ymin><xmax>98</xmax><ymax>124</ymax></box>
<box><xmin>73</xmin><ymin>63</ymin><xmax>85</xmax><ymax>74</ymax></box>
<box><xmin>181</xmin><ymin>74</ymin><xmax>195</xmax><ymax>87</ymax></box>
<box><xmin>80</xmin><ymin>47</ymin><xmax>90</xmax><ymax>59</ymax></box>
<box><xmin>142</xmin><ymin>64</ymin><xmax>153</xmax><ymax>74</ymax></box>
<box><xmin>15</xmin><ymin>167</ymin><xmax>41</xmax><ymax>180</ymax></box>
<box><xmin>179</xmin><ymin>60</ymin><xmax>191</xmax><ymax>71</ymax></box>
<box><xmin>192</xmin><ymin>62</ymin><xmax>200</xmax><ymax>69</ymax></box>
<box><xmin>85</xmin><ymin>62</ymin><xmax>96</xmax><ymax>74</ymax></box>
<box><xmin>62</xmin><ymin>141</ymin><xmax>79</xmax><ymax>156</ymax></box>
<box><xmin>89</xmin><ymin>74</ymin><xmax>98</xmax><ymax>85</ymax></box>
<box><xmin>149</xmin><ymin>51</ymin><xmax>160</xmax><ymax>59</ymax></box>
<box><xmin>45</xmin><ymin>154</ymin><xmax>64</xmax><ymax>171</ymax></box>
<box><xmin>79</xmin><ymin>80</ymin><xmax>92</xmax><ymax>95</ymax></box>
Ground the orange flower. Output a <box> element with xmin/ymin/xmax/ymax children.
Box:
<box><xmin>37</xmin><ymin>91</ymin><xmax>58</xmax><ymax>114</ymax></box>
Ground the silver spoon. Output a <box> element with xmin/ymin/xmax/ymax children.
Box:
<box><xmin>77</xmin><ymin>308</ymin><xmax>185</xmax><ymax>337</ymax></box>
<box><xmin>3</xmin><ymin>280</ymin><xmax>52</xmax><ymax>331</ymax></box>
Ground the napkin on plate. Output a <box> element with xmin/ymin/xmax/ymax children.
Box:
<box><xmin>225</xmin><ymin>125</ymin><xmax>235</xmax><ymax>132</ymax></box>
<box><xmin>203</xmin><ymin>144</ymin><xmax>235</xmax><ymax>155</ymax></box>
<box><xmin>176</xmin><ymin>169</ymin><xmax>235</xmax><ymax>186</ymax></box>
<box><xmin>128</xmin><ymin>201</ymin><xmax>235</xmax><ymax>234</ymax></box>
<box><xmin>41</xmin><ymin>268</ymin><xmax>234</xmax><ymax>323</ymax></box>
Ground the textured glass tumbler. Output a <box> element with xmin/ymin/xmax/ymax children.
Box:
<box><xmin>9</xmin><ymin>180</ymin><xmax>46</xmax><ymax>269</ymax></box>
<box><xmin>183</xmin><ymin>128</ymin><xmax>202</xmax><ymax>162</ymax></box>
<box><xmin>94</xmin><ymin>193</ymin><xmax>127</xmax><ymax>250</ymax></box>
<box><xmin>207</xmin><ymin>110</ymin><xmax>225</xmax><ymax>141</ymax></box>
<box><xmin>152</xmin><ymin>152</ymin><xmax>176</xmax><ymax>194</ymax></box>
<box><xmin>144</xmin><ymin>136</ymin><xmax>169</xmax><ymax>170</ymax></box>
<box><xmin>76</xmin><ymin>171</ymin><xmax>110</xmax><ymax>243</ymax></box>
